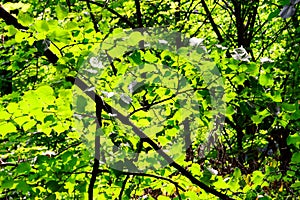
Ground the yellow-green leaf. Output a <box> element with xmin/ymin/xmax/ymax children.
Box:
<box><xmin>0</xmin><ymin>122</ymin><xmax>17</xmax><ymax>137</ymax></box>
<box><xmin>55</xmin><ymin>5</ymin><xmax>68</xmax><ymax>20</ymax></box>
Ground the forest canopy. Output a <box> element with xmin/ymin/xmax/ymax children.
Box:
<box><xmin>0</xmin><ymin>0</ymin><xmax>299</xmax><ymax>199</ymax></box>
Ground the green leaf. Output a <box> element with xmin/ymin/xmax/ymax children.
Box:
<box><xmin>53</xmin><ymin>122</ymin><xmax>68</xmax><ymax>134</ymax></box>
<box><xmin>213</xmin><ymin>176</ymin><xmax>229</xmax><ymax>189</ymax></box>
<box><xmin>129</xmin><ymin>51</ymin><xmax>143</xmax><ymax>65</ymax></box>
<box><xmin>259</xmin><ymin>74</ymin><xmax>274</xmax><ymax>86</ymax></box>
<box><xmin>251</xmin><ymin>171</ymin><xmax>264</xmax><ymax>187</ymax></box>
<box><xmin>258</xmin><ymin>109</ymin><xmax>270</xmax><ymax>118</ymax></box>
<box><xmin>136</xmin><ymin>118</ymin><xmax>150</xmax><ymax>126</ymax></box>
<box><xmin>46</xmin><ymin>180</ymin><xmax>61</xmax><ymax>192</ymax></box>
<box><xmin>226</xmin><ymin>105</ymin><xmax>235</xmax><ymax>115</ymax></box>
<box><xmin>23</xmin><ymin>120</ymin><xmax>37</xmax><ymax>131</ymax></box>
<box><xmin>0</xmin><ymin>122</ymin><xmax>17</xmax><ymax>137</ymax></box>
<box><xmin>65</xmin><ymin>21</ymin><xmax>78</xmax><ymax>30</ymax></box>
<box><xmin>268</xmin><ymin>9</ymin><xmax>280</xmax><ymax>21</ymax></box>
<box><xmin>107</xmin><ymin>46</ymin><xmax>127</xmax><ymax>58</ymax></box>
<box><xmin>184</xmin><ymin>190</ymin><xmax>201</xmax><ymax>199</ymax></box>
<box><xmin>286</xmin><ymin>133</ymin><xmax>300</xmax><ymax>148</ymax></box>
<box><xmin>34</xmin><ymin>20</ymin><xmax>49</xmax><ymax>32</ymax></box>
<box><xmin>266</xmin><ymin>90</ymin><xmax>282</xmax><ymax>102</ymax></box>
<box><xmin>246</xmin><ymin>63</ymin><xmax>259</xmax><ymax>75</ymax></box>
<box><xmin>157</xmin><ymin>196</ymin><xmax>170</xmax><ymax>200</ymax></box>
<box><xmin>144</xmin><ymin>51</ymin><xmax>158</xmax><ymax>62</ymax></box>
<box><xmin>76</xmin><ymin>95</ymin><xmax>88</xmax><ymax>113</ymax></box>
<box><xmin>233</xmin><ymin>168</ymin><xmax>242</xmax><ymax>178</ymax></box>
<box><xmin>279</xmin><ymin>0</ymin><xmax>290</xmax><ymax>6</ymax></box>
<box><xmin>143</xmin><ymin>63</ymin><xmax>157</xmax><ymax>72</ymax></box>
<box><xmin>55</xmin><ymin>5</ymin><xmax>68</xmax><ymax>20</ymax></box>
<box><xmin>291</xmin><ymin>152</ymin><xmax>300</xmax><ymax>163</ymax></box>
<box><xmin>0</xmin><ymin>110</ymin><xmax>11</xmax><ymax>120</ymax></box>
<box><xmin>143</xmin><ymin>125</ymin><xmax>163</xmax><ymax>137</ymax></box>
<box><xmin>6</xmin><ymin>25</ymin><xmax>17</xmax><ymax>36</ymax></box>
<box><xmin>282</xmin><ymin>102</ymin><xmax>296</xmax><ymax>113</ymax></box>
<box><xmin>3</xmin><ymin>2</ymin><xmax>30</xmax><ymax>12</ymax></box>
<box><xmin>165</xmin><ymin>128</ymin><xmax>178</xmax><ymax>137</ymax></box>
<box><xmin>16</xmin><ymin>181</ymin><xmax>31</xmax><ymax>193</ymax></box>
<box><xmin>37</xmin><ymin>123</ymin><xmax>52</xmax><ymax>136</ymax></box>
<box><xmin>35</xmin><ymin>86</ymin><xmax>56</xmax><ymax>106</ymax></box>
<box><xmin>15</xmin><ymin>31</ymin><xmax>29</xmax><ymax>43</ymax></box>
<box><xmin>157</xmin><ymin>136</ymin><xmax>170</xmax><ymax>146</ymax></box>
<box><xmin>291</xmin><ymin>181</ymin><xmax>300</xmax><ymax>189</ymax></box>
<box><xmin>2</xmin><ymin>178</ymin><xmax>14</xmax><ymax>189</ymax></box>
<box><xmin>291</xmin><ymin>110</ymin><xmax>300</xmax><ymax>120</ymax></box>
<box><xmin>251</xmin><ymin>115</ymin><xmax>262</xmax><ymax>124</ymax></box>
<box><xmin>37</xmin><ymin>85</ymin><xmax>54</xmax><ymax>95</ymax></box>
<box><xmin>127</xmin><ymin>31</ymin><xmax>144</xmax><ymax>46</ymax></box>
<box><xmin>49</xmin><ymin>29</ymin><xmax>71</xmax><ymax>43</ymax></box>
<box><xmin>28</xmin><ymin>37</ymin><xmax>35</xmax><ymax>45</ymax></box>
<box><xmin>14</xmin><ymin>115</ymin><xmax>31</xmax><ymax>126</ymax></box>
<box><xmin>232</xmin><ymin>74</ymin><xmax>246</xmax><ymax>85</ymax></box>
<box><xmin>18</xmin><ymin>12</ymin><xmax>33</xmax><ymax>26</ymax></box>
<box><xmin>16</xmin><ymin>162</ymin><xmax>31</xmax><ymax>174</ymax></box>
<box><xmin>190</xmin><ymin>163</ymin><xmax>202</xmax><ymax>176</ymax></box>
<box><xmin>45</xmin><ymin>194</ymin><xmax>56</xmax><ymax>200</ymax></box>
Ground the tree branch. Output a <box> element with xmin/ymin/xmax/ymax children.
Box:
<box><xmin>200</xmin><ymin>0</ymin><xmax>224</xmax><ymax>43</ymax></box>
<box><xmin>0</xmin><ymin>5</ymin><xmax>27</xmax><ymax>30</ymax></box>
<box><xmin>0</xmin><ymin>5</ymin><xmax>59</xmax><ymax>64</ymax></box>
<box><xmin>105</xmin><ymin>50</ymin><xmax>118</xmax><ymax>76</ymax></box>
<box><xmin>88</xmin><ymin>95</ymin><xmax>102</xmax><ymax>200</ymax></box>
<box><xmin>85</xmin><ymin>0</ymin><xmax>100</xmax><ymax>33</ymax></box>
<box><xmin>118</xmin><ymin>175</ymin><xmax>129</xmax><ymax>200</ymax></box>
<box><xmin>134</xmin><ymin>0</ymin><xmax>143</xmax><ymax>28</ymax></box>
<box><xmin>0</xmin><ymin>160</ymin><xmax>17</xmax><ymax>167</ymax></box>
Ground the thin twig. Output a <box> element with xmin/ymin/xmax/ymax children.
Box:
<box><xmin>85</xmin><ymin>0</ymin><xmax>100</xmax><ymax>33</ymax></box>
<box><xmin>118</xmin><ymin>175</ymin><xmax>130</xmax><ymax>200</ymax></box>
<box><xmin>121</xmin><ymin>171</ymin><xmax>186</xmax><ymax>191</ymax></box>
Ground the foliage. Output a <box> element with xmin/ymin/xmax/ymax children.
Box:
<box><xmin>0</xmin><ymin>0</ymin><xmax>299</xmax><ymax>199</ymax></box>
